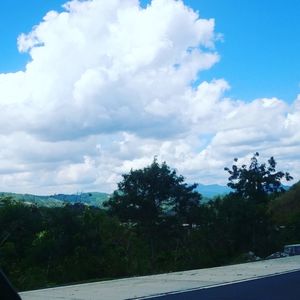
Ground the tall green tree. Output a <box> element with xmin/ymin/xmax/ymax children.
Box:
<box><xmin>224</xmin><ymin>153</ymin><xmax>293</xmax><ymax>255</ymax></box>
<box><xmin>105</xmin><ymin>158</ymin><xmax>202</xmax><ymax>227</ymax></box>
<box><xmin>104</xmin><ymin>159</ymin><xmax>202</xmax><ymax>269</ymax></box>
<box><xmin>225</xmin><ymin>152</ymin><xmax>293</xmax><ymax>203</ymax></box>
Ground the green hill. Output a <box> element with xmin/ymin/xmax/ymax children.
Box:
<box><xmin>0</xmin><ymin>192</ymin><xmax>110</xmax><ymax>208</ymax></box>
<box><xmin>269</xmin><ymin>181</ymin><xmax>300</xmax><ymax>223</ymax></box>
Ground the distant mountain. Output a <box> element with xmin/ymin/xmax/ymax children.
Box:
<box><xmin>195</xmin><ymin>183</ymin><xmax>232</xmax><ymax>199</ymax></box>
<box><xmin>1</xmin><ymin>182</ymin><xmax>290</xmax><ymax>207</ymax></box>
<box><xmin>0</xmin><ymin>185</ymin><xmax>230</xmax><ymax>207</ymax></box>
<box><xmin>195</xmin><ymin>183</ymin><xmax>290</xmax><ymax>200</ymax></box>
<box><xmin>0</xmin><ymin>192</ymin><xmax>110</xmax><ymax>208</ymax></box>
<box><xmin>49</xmin><ymin>192</ymin><xmax>109</xmax><ymax>207</ymax></box>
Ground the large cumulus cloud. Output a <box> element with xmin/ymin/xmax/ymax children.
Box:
<box><xmin>0</xmin><ymin>0</ymin><xmax>299</xmax><ymax>194</ymax></box>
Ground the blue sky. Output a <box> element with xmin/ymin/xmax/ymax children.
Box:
<box><xmin>0</xmin><ymin>0</ymin><xmax>65</xmax><ymax>72</ymax></box>
<box><xmin>145</xmin><ymin>0</ymin><xmax>300</xmax><ymax>103</ymax></box>
<box><xmin>1</xmin><ymin>0</ymin><xmax>299</xmax><ymax>102</ymax></box>
<box><xmin>0</xmin><ymin>0</ymin><xmax>299</xmax><ymax>194</ymax></box>
<box><xmin>195</xmin><ymin>0</ymin><xmax>300</xmax><ymax>103</ymax></box>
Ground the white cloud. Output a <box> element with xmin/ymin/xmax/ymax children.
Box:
<box><xmin>0</xmin><ymin>0</ymin><xmax>299</xmax><ymax>194</ymax></box>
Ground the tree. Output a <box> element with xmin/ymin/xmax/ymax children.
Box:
<box><xmin>224</xmin><ymin>152</ymin><xmax>293</xmax><ymax>204</ymax></box>
<box><xmin>224</xmin><ymin>153</ymin><xmax>293</xmax><ymax>255</ymax></box>
<box><xmin>104</xmin><ymin>159</ymin><xmax>202</xmax><ymax>270</ymax></box>
<box><xmin>105</xmin><ymin>158</ymin><xmax>202</xmax><ymax>227</ymax></box>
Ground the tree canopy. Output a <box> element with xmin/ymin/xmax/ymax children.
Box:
<box><xmin>104</xmin><ymin>158</ymin><xmax>202</xmax><ymax>227</ymax></box>
<box><xmin>222</xmin><ymin>153</ymin><xmax>294</xmax><ymax>255</ymax></box>
<box><xmin>224</xmin><ymin>152</ymin><xmax>293</xmax><ymax>203</ymax></box>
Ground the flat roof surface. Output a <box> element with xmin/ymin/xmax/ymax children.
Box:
<box><xmin>20</xmin><ymin>256</ymin><xmax>300</xmax><ymax>300</ymax></box>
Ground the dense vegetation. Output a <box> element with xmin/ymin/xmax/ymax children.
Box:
<box><xmin>0</xmin><ymin>154</ymin><xmax>298</xmax><ymax>291</ymax></box>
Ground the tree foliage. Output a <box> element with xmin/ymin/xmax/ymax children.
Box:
<box><xmin>225</xmin><ymin>152</ymin><xmax>293</xmax><ymax>203</ymax></box>
<box><xmin>223</xmin><ymin>153</ymin><xmax>294</xmax><ymax>255</ymax></box>
<box><xmin>105</xmin><ymin>158</ymin><xmax>201</xmax><ymax>227</ymax></box>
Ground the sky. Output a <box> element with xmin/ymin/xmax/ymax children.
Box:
<box><xmin>0</xmin><ymin>0</ymin><xmax>299</xmax><ymax>194</ymax></box>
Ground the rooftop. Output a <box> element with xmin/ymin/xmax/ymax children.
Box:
<box><xmin>20</xmin><ymin>256</ymin><xmax>300</xmax><ymax>300</ymax></box>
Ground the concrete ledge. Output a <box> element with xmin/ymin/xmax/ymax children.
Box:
<box><xmin>20</xmin><ymin>256</ymin><xmax>300</xmax><ymax>300</ymax></box>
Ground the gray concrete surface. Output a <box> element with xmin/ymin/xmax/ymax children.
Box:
<box><xmin>20</xmin><ymin>256</ymin><xmax>300</xmax><ymax>300</ymax></box>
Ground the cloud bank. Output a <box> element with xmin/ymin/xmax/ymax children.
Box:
<box><xmin>0</xmin><ymin>0</ymin><xmax>299</xmax><ymax>194</ymax></box>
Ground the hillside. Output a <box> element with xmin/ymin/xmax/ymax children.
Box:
<box><xmin>0</xmin><ymin>183</ymin><xmax>231</xmax><ymax>208</ymax></box>
<box><xmin>0</xmin><ymin>192</ymin><xmax>110</xmax><ymax>208</ymax></box>
<box><xmin>269</xmin><ymin>181</ymin><xmax>300</xmax><ymax>223</ymax></box>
